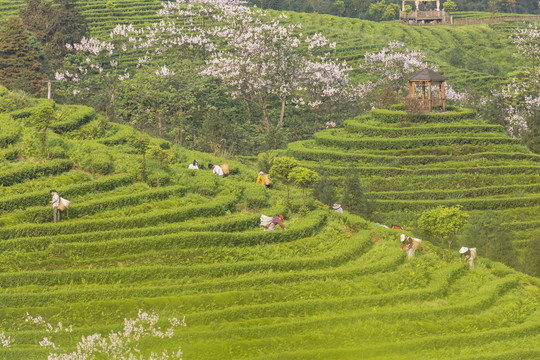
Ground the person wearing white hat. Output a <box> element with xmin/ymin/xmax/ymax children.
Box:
<box><xmin>332</xmin><ymin>204</ymin><xmax>343</xmax><ymax>213</ymax></box>
<box><xmin>399</xmin><ymin>234</ymin><xmax>413</xmax><ymax>259</ymax></box>
<box><xmin>459</xmin><ymin>247</ymin><xmax>476</xmax><ymax>269</ymax></box>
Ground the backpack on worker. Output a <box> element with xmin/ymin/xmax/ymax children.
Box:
<box><xmin>260</xmin><ymin>215</ymin><xmax>273</xmax><ymax>228</ymax></box>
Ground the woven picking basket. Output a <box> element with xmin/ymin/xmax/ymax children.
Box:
<box><xmin>220</xmin><ymin>163</ymin><xmax>230</xmax><ymax>175</ymax></box>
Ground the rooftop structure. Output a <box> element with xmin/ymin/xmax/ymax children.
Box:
<box><xmin>408</xmin><ymin>68</ymin><xmax>447</xmax><ymax>111</ymax></box>
<box><xmin>400</xmin><ymin>0</ymin><xmax>452</xmax><ymax>24</ymax></box>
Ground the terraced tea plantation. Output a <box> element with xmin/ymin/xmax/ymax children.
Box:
<box><xmin>287</xmin><ymin>107</ymin><xmax>540</xmax><ymax>268</ymax></box>
<box><xmin>0</xmin><ymin>89</ymin><xmax>539</xmax><ymax>359</ymax></box>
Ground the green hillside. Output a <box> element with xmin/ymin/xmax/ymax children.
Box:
<box><xmin>285</xmin><ymin>106</ymin><xmax>540</xmax><ymax>273</ymax></box>
<box><xmin>1</xmin><ymin>81</ymin><xmax>540</xmax><ymax>359</ymax></box>
<box><xmin>1</xmin><ymin>0</ymin><xmax>539</xmax><ymax>95</ymax></box>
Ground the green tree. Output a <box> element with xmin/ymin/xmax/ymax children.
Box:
<box><xmin>459</xmin><ymin>211</ymin><xmax>515</xmax><ymax>267</ymax></box>
<box><xmin>334</xmin><ymin>1</ymin><xmax>345</xmax><ymax>16</ymax></box>
<box><xmin>313</xmin><ymin>173</ymin><xmax>337</xmax><ymax>207</ymax></box>
<box><xmin>27</xmin><ymin>103</ymin><xmax>55</xmax><ymax>159</ymax></box>
<box><xmin>128</xmin><ymin>135</ymin><xmax>150</xmax><ymax>183</ymax></box>
<box><xmin>340</xmin><ymin>166</ymin><xmax>372</xmax><ymax>217</ymax></box>
<box><xmin>368</xmin><ymin>0</ymin><xmax>398</xmax><ymax>21</ymax></box>
<box><xmin>147</xmin><ymin>145</ymin><xmax>172</xmax><ymax>187</ymax></box>
<box><xmin>488</xmin><ymin>0</ymin><xmax>516</xmax><ymax>14</ymax></box>
<box><xmin>382</xmin><ymin>3</ymin><xmax>399</xmax><ymax>20</ymax></box>
<box><xmin>270</xmin><ymin>156</ymin><xmax>298</xmax><ymax>202</ymax></box>
<box><xmin>418</xmin><ymin>206</ymin><xmax>469</xmax><ymax>261</ymax></box>
<box><xmin>0</xmin><ymin>16</ymin><xmax>45</xmax><ymax>94</ymax></box>
<box><xmin>403</xmin><ymin>4</ymin><xmax>413</xmax><ymax>15</ymax></box>
<box><xmin>20</xmin><ymin>0</ymin><xmax>87</xmax><ymax>72</ymax></box>
<box><xmin>289</xmin><ymin>166</ymin><xmax>319</xmax><ymax>206</ymax></box>
<box><xmin>368</xmin><ymin>0</ymin><xmax>387</xmax><ymax>21</ymax></box>
<box><xmin>442</xmin><ymin>0</ymin><xmax>457</xmax><ymax>11</ymax></box>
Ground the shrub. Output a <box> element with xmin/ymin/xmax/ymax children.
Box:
<box><xmin>370</xmin><ymin>108</ymin><xmax>475</xmax><ymax>123</ymax></box>
<box><xmin>0</xmin><ymin>114</ymin><xmax>20</xmax><ymax>148</ymax></box>
<box><xmin>0</xmin><ymin>173</ymin><xmax>133</xmax><ymax>213</ymax></box>
<box><xmin>0</xmin><ymin>159</ymin><xmax>73</xmax><ymax>187</ymax></box>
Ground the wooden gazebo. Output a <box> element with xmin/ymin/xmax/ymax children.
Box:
<box><xmin>408</xmin><ymin>68</ymin><xmax>447</xmax><ymax>112</ymax></box>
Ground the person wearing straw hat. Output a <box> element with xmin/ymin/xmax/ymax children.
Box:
<box><xmin>188</xmin><ymin>160</ymin><xmax>199</xmax><ymax>169</ymax></box>
<box><xmin>332</xmin><ymin>204</ymin><xmax>343</xmax><ymax>213</ymax></box>
<box><xmin>459</xmin><ymin>247</ymin><xmax>476</xmax><ymax>269</ymax></box>
<box><xmin>50</xmin><ymin>189</ymin><xmax>60</xmax><ymax>223</ymax></box>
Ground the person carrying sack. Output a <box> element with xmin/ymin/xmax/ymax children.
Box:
<box><xmin>50</xmin><ymin>189</ymin><xmax>71</xmax><ymax>223</ymax></box>
<box><xmin>50</xmin><ymin>189</ymin><xmax>61</xmax><ymax>223</ymax></box>
<box><xmin>400</xmin><ymin>234</ymin><xmax>419</xmax><ymax>259</ymax></box>
<box><xmin>208</xmin><ymin>163</ymin><xmax>224</xmax><ymax>177</ymax></box>
<box><xmin>260</xmin><ymin>214</ymin><xmax>287</xmax><ymax>231</ymax></box>
<box><xmin>256</xmin><ymin>172</ymin><xmax>272</xmax><ymax>188</ymax></box>
<box><xmin>459</xmin><ymin>247</ymin><xmax>476</xmax><ymax>269</ymax></box>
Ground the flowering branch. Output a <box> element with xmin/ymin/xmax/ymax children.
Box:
<box><xmin>25</xmin><ymin>309</ymin><xmax>186</xmax><ymax>360</ymax></box>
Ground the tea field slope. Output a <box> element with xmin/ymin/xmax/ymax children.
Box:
<box><xmin>286</xmin><ymin>107</ymin><xmax>540</xmax><ymax>273</ymax></box>
<box><xmin>0</xmin><ymin>90</ymin><xmax>539</xmax><ymax>359</ymax></box>
<box><xmin>1</xmin><ymin>1</ymin><xmax>539</xmax><ymax>94</ymax></box>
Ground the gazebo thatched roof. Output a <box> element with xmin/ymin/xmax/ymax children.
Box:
<box><xmin>408</xmin><ymin>68</ymin><xmax>447</xmax><ymax>82</ymax></box>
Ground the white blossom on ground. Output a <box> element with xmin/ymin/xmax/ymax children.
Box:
<box><xmin>26</xmin><ymin>310</ymin><xmax>186</xmax><ymax>360</ymax></box>
<box><xmin>0</xmin><ymin>332</ymin><xmax>12</xmax><ymax>348</ymax></box>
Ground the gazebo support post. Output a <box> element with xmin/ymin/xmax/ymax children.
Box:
<box><xmin>428</xmin><ymin>82</ymin><xmax>432</xmax><ymax>112</ymax></box>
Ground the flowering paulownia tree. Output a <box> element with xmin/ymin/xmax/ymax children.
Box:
<box><xmin>25</xmin><ymin>310</ymin><xmax>186</xmax><ymax>359</ymax></box>
<box><xmin>202</xmin><ymin>15</ymin><xmax>358</xmax><ymax>135</ymax></box>
<box><xmin>486</xmin><ymin>23</ymin><xmax>540</xmax><ymax>138</ymax></box>
<box><xmin>360</xmin><ymin>41</ymin><xmax>467</xmax><ymax>103</ymax></box>
<box><xmin>509</xmin><ymin>23</ymin><xmax>539</xmax><ymax>92</ymax></box>
<box><xmin>55</xmin><ymin>35</ymin><xmax>134</xmax><ymax>120</ymax></box>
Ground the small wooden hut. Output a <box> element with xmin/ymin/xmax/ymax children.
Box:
<box><xmin>400</xmin><ymin>0</ymin><xmax>452</xmax><ymax>24</ymax></box>
<box><xmin>408</xmin><ymin>68</ymin><xmax>447</xmax><ymax>112</ymax></box>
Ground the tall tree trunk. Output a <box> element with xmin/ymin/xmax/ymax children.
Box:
<box><xmin>277</xmin><ymin>98</ymin><xmax>286</xmax><ymax>130</ymax></box>
<box><xmin>43</xmin><ymin>128</ymin><xmax>50</xmax><ymax>159</ymax></box>
<box><xmin>158</xmin><ymin>112</ymin><xmax>162</xmax><ymax>138</ymax></box>
<box><xmin>262</xmin><ymin>103</ymin><xmax>270</xmax><ymax>134</ymax></box>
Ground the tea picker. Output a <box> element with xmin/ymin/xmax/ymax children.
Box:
<box><xmin>459</xmin><ymin>247</ymin><xmax>477</xmax><ymax>269</ymax></box>
<box><xmin>260</xmin><ymin>214</ymin><xmax>287</xmax><ymax>231</ymax></box>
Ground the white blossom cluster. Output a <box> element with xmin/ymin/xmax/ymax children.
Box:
<box><xmin>361</xmin><ymin>42</ymin><xmax>431</xmax><ymax>82</ymax></box>
<box><xmin>0</xmin><ymin>331</ymin><xmax>12</xmax><ymax>348</ymax></box>
<box><xmin>360</xmin><ymin>42</ymin><xmax>468</xmax><ymax>104</ymax></box>
<box><xmin>25</xmin><ymin>313</ymin><xmax>74</xmax><ymax>334</ymax></box>
<box><xmin>490</xmin><ymin>77</ymin><xmax>539</xmax><ymax>137</ymax></box>
<box><xmin>509</xmin><ymin>23</ymin><xmax>539</xmax><ymax>65</ymax></box>
<box><xmin>25</xmin><ymin>310</ymin><xmax>186</xmax><ymax>360</ymax></box>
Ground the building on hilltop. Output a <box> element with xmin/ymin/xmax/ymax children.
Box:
<box><xmin>400</xmin><ymin>0</ymin><xmax>452</xmax><ymax>24</ymax></box>
<box><xmin>408</xmin><ymin>68</ymin><xmax>447</xmax><ymax>111</ymax></box>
